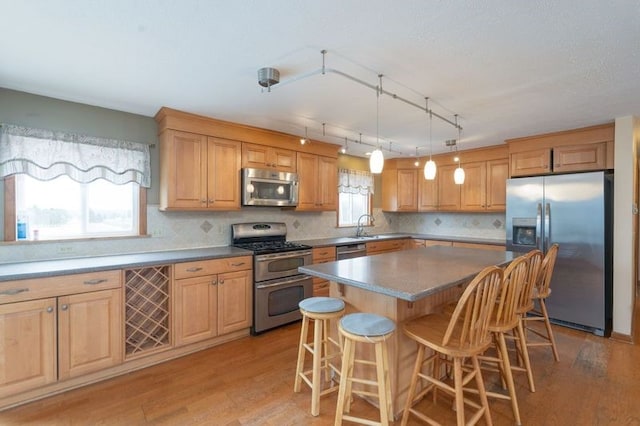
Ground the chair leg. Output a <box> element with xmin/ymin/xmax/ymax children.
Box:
<box><xmin>401</xmin><ymin>344</ymin><xmax>425</xmax><ymax>426</ymax></box>
<box><xmin>311</xmin><ymin>318</ymin><xmax>323</xmax><ymax>416</ymax></box>
<box><xmin>470</xmin><ymin>355</ymin><xmax>493</xmax><ymax>426</ymax></box>
<box><xmin>322</xmin><ymin>319</ymin><xmax>331</xmax><ymax>382</ymax></box>
<box><xmin>453</xmin><ymin>357</ymin><xmax>465</xmax><ymax>426</ymax></box>
<box><xmin>374</xmin><ymin>342</ymin><xmax>391</xmax><ymax>426</ymax></box>
<box><xmin>540</xmin><ymin>299</ymin><xmax>560</xmax><ymax>361</ymax></box>
<box><xmin>496</xmin><ymin>332</ymin><xmax>521</xmax><ymax>425</ymax></box>
<box><xmin>294</xmin><ymin>316</ymin><xmax>309</xmax><ymax>393</ymax></box>
<box><xmin>381</xmin><ymin>340</ymin><xmax>394</xmax><ymax>422</ymax></box>
<box><xmin>516</xmin><ymin>318</ymin><xmax>536</xmax><ymax>392</ymax></box>
<box><xmin>335</xmin><ymin>337</ymin><xmax>355</xmax><ymax>425</ymax></box>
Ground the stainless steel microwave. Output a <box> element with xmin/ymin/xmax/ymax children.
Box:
<box><xmin>242</xmin><ymin>168</ymin><xmax>299</xmax><ymax>207</ymax></box>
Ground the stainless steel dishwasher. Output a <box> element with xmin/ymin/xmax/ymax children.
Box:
<box><xmin>336</xmin><ymin>243</ymin><xmax>367</xmax><ymax>260</ymax></box>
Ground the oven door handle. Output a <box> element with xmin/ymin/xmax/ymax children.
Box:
<box><xmin>255</xmin><ymin>250</ymin><xmax>312</xmax><ymax>261</ymax></box>
<box><xmin>256</xmin><ymin>275</ymin><xmax>311</xmax><ymax>289</ymax></box>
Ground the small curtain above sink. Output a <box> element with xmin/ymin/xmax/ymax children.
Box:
<box><xmin>338</xmin><ymin>168</ymin><xmax>374</xmax><ymax>195</ymax></box>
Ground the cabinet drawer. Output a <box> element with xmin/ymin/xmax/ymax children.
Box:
<box><xmin>0</xmin><ymin>270</ymin><xmax>121</xmax><ymax>304</ymax></box>
<box><xmin>366</xmin><ymin>239</ymin><xmax>406</xmax><ymax>253</ymax></box>
<box><xmin>174</xmin><ymin>256</ymin><xmax>252</xmax><ymax>279</ymax></box>
<box><xmin>312</xmin><ymin>247</ymin><xmax>336</xmax><ymax>262</ymax></box>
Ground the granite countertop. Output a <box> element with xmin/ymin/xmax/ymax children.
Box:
<box><xmin>299</xmin><ymin>245</ymin><xmax>514</xmax><ymax>302</ymax></box>
<box><xmin>0</xmin><ymin>246</ymin><xmax>252</xmax><ymax>282</ymax></box>
<box><xmin>295</xmin><ymin>233</ymin><xmax>505</xmax><ymax>248</ymax></box>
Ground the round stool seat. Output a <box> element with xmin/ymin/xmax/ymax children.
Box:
<box><xmin>340</xmin><ymin>312</ymin><xmax>395</xmax><ymax>337</ymax></box>
<box><xmin>299</xmin><ymin>296</ymin><xmax>345</xmax><ymax>314</ymax></box>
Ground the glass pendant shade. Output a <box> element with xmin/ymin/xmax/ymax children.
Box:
<box><xmin>369</xmin><ymin>149</ymin><xmax>384</xmax><ymax>174</ymax></box>
<box><xmin>424</xmin><ymin>160</ymin><xmax>436</xmax><ymax>180</ymax></box>
<box><xmin>454</xmin><ymin>166</ymin><xmax>465</xmax><ymax>184</ymax></box>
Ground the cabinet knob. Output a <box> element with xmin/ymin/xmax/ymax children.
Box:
<box><xmin>211</xmin><ymin>279</ymin><xmax>218</xmax><ymax>285</ymax></box>
<box><xmin>201</xmin><ymin>199</ymin><xmax>207</xmax><ymax>204</ymax></box>
<box><xmin>208</xmin><ymin>199</ymin><xmax>213</xmax><ymax>203</ymax></box>
<box><xmin>219</xmin><ymin>279</ymin><xmax>224</xmax><ymax>285</ymax></box>
<box><xmin>46</xmin><ymin>306</ymin><xmax>54</xmax><ymax>313</ymax></box>
<box><xmin>61</xmin><ymin>304</ymin><xmax>69</xmax><ymax>311</ymax></box>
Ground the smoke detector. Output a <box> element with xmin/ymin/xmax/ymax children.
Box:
<box><xmin>258</xmin><ymin>67</ymin><xmax>280</xmax><ymax>90</ymax></box>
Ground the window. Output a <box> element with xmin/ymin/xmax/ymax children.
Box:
<box><xmin>338</xmin><ymin>169</ymin><xmax>374</xmax><ymax>227</ymax></box>
<box><xmin>1</xmin><ymin>123</ymin><xmax>151</xmax><ymax>241</ymax></box>
<box><xmin>15</xmin><ymin>175</ymin><xmax>139</xmax><ymax>240</ymax></box>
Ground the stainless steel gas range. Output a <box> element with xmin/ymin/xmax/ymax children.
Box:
<box><xmin>231</xmin><ymin>222</ymin><xmax>313</xmax><ymax>334</ymax></box>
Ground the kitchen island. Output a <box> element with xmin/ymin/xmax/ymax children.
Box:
<box><xmin>299</xmin><ymin>245</ymin><xmax>515</xmax><ymax>417</ymax></box>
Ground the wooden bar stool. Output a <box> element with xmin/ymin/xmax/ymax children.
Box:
<box><xmin>335</xmin><ymin>312</ymin><xmax>395</xmax><ymax>426</ymax></box>
<box><xmin>294</xmin><ymin>296</ymin><xmax>345</xmax><ymax>416</ymax></box>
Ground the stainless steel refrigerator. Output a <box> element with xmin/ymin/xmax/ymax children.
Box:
<box><xmin>506</xmin><ymin>171</ymin><xmax>613</xmax><ymax>336</ymax></box>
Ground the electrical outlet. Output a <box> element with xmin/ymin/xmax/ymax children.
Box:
<box><xmin>151</xmin><ymin>228</ymin><xmax>164</xmax><ymax>237</ymax></box>
<box><xmin>58</xmin><ymin>245</ymin><xmax>74</xmax><ymax>254</ymax></box>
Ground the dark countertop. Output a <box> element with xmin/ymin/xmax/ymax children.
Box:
<box><xmin>299</xmin><ymin>245</ymin><xmax>514</xmax><ymax>302</ymax></box>
<box><xmin>295</xmin><ymin>233</ymin><xmax>505</xmax><ymax>248</ymax></box>
<box><xmin>0</xmin><ymin>246</ymin><xmax>252</xmax><ymax>282</ymax></box>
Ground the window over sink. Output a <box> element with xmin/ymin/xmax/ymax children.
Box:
<box><xmin>338</xmin><ymin>169</ymin><xmax>373</xmax><ymax>227</ymax></box>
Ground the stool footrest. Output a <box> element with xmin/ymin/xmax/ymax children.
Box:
<box><xmin>341</xmin><ymin>413</ymin><xmax>383</xmax><ymax>426</ymax></box>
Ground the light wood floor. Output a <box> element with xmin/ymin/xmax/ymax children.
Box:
<box><xmin>1</xmin><ymin>303</ymin><xmax>639</xmax><ymax>426</ymax></box>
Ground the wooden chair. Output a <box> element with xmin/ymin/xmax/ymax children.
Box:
<box><xmin>504</xmin><ymin>249</ymin><xmax>543</xmax><ymax>393</ymax></box>
<box><xmin>401</xmin><ymin>265</ymin><xmax>503</xmax><ymax>426</ymax></box>
<box><xmin>475</xmin><ymin>255</ymin><xmax>530</xmax><ymax>426</ymax></box>
<box><xmin>294</xmin><ymin>296</ymin><xmax>345</xmax><ymax>416</ymax></box>
<box><xmin>523</xmin><ymin>244</ymin><xmax>560</xmax><ymax>361</ymax></box>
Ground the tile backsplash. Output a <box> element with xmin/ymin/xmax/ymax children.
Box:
<box><xmin>0</xmin><ymin>207</ymin><xmax>505</xmax><ymax>263</ymax></box>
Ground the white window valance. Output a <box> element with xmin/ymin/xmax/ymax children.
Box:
<box><xmin>338</xmin><ymin>168</ymin><xmax>374</xmax><ymax>195</ymax></box>
<box><xmin>0</xmin><ymin>124</ymin><xmax>151</xmax><ymax>187</ymax></box>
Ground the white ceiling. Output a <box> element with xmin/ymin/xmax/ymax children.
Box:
<box><xmin>1</xmin><ymin>1</ymin><xmax>639</xmax><ymax>159</ymax></box>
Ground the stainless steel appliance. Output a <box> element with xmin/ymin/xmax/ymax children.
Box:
<box><xmin>231</xmin><ymin>222</ymin><xmax>312</xmax><ymax>334</ymax></box>
<box><xmin>242</xmin><ymin>168</ymin><xmax>299</xmax><ymax>207</ymax></box>
<box><xmin>336</xmin><ymin>243</ymin><xmax>367</xmax><ymax>260</ymax></box>
<box><xmin>506</xmin><ymin>171</ymin><xmax>613</xmax><ymax>336</ymax></box>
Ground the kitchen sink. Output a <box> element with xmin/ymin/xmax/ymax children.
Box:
<box><xmin>350</xmin><ymin>235</ymin><xmax>380</xmax><ymax>240</ymax></box>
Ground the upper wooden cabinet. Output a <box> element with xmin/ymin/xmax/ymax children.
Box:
<box><xmin>507</xmin><ymin>123</ymin><xmax>614</xmax><ymax>177</ymax></box>
<box><xmin>241</xmin><ymin>142</ymin><xmax>296</xmax><ymax>172</ymax></box>
<box><xmin>418</xmin><ymin>173</ymin><xmax>438</xmax><ymax>212</ymax></box>
<box><xmin>296</xmin><ymin>153</ymin><xmax>338</xmax><ymax>211</ymax></box>
<box><xmin>382</xmin><ymin>163</ymin><xmax>419</xmax><ymax>212</ymax></box>
<box><xmin>159</xmin><ymin>129</ymin><xmax>241</xmax><ymax>211</ymax></box>
<box><xmin>437</xmin><ymin>164</ymin><xmax>461</xmax><ymax>211</ymax></box>
<box><xmin>311</xmin><ymin>246</ymin><xmax>337</xmax><ymax>297</ymax></box>
<box><xmin>460</xmin><ymin>158</ymin><xmax>509</xmax><ymax>211</ymax></box>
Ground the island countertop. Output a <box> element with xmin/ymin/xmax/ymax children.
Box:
<box><xmin>299</xmin><ymin>245</ymin><xmax>515</xmax><ymax>302</ymax></box>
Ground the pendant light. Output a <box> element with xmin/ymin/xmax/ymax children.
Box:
<box><xmin>414</xmin><ymin>147</ymin><xmax>419</xmax><ymax>167</ymax></box>
<box><xmin>424</xmin><ymin>98</ymin><xmax>437</xmax><ymax>180</ymax></box>
<box><xmin>453</xmin><ymin>115</ymin><xmax>465</xmax><ymax>185</ymax></box>
<box><xmin>369</xmin><ymin>76</ymin><xmax>384</xmax><ymax>174</ymax></box>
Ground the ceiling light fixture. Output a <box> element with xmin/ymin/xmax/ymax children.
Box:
<box><xmin>453</xmin><ymin>115</ymin><xmax>465</xmax><ymax>185</ymax></box>
<box><xmin>414</xmin><ymin>147</ymin><xmax>419</xmax><ymax>167</ymax></box>
<box><xmin>369</xmin><ymin>75</ymin><xmax>384</xmax><ymax>174</ymax></box>
<box><xmin>300</xmin><ymin>127</ymin><xmax>308</xmax><ymax>145</ymax></box>
<box><xmin>257</xmin><ymin>67</ymin><xmax>280</xmax><ymax>92</ymax></box>
<box><xmin>424</xmin><ymin>98</ymin><xmax>437</xmax><ymax>180</ymax></box>
<box><xmin>341</xmin><ymin>137</ymin><xmax>347</xmax><ymax>154</ymax></box>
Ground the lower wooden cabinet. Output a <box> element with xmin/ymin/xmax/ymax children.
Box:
<box><xmin>0</xmin><ymin>298</ymin><xmax>57</xmax><ymax>399</ymax></box>
<box><xmin>174</xmin><ymin>258</ymin><xmax>252</xmax><ymax>346</ymax></box>
<box><xmin>451</xmin><ymin>242</ymin><xmax>505</xmax><ymax>251</ymax></box>
<box><xmin>311</xmin><ymin>247</ymin><xmax>336</xmax><ymax>296</ymax></box>
<box><xmin>366</xmin><ymin>239</ymin><xmax>408</xmax><ymax>255</ymax></box>
<box><xmin>58</xmin><ymin>288</ymin><xmax>122</xmax><ymax>380</ymax></box>
<box><xmin>0</xmin><ymin>288</ymin><xmax>122</xmax><ymax>398</ymax></box>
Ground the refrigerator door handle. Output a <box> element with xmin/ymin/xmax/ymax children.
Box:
<box><xmin>544</xmin><ymin>202</ymin><xmax>551</xmax><ymax>252</ymax></box>
<box><xmin>536</xmin><ymin>203</ymin><xmax>543</xmax><ymax>251</ymax></box>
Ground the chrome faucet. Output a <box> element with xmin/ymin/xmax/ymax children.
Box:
<box><xmin>355</xmin><ymin>214</ymin><xmax>375</xmax><ymax>237</ymax></box>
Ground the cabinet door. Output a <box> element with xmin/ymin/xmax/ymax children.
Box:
<box><xmin>296</xmin><ymin>152</ymin><xmax>319</xmax><ymax>211</ymax></box>
<box><xmin>486</xmin><ymin>158</ymin><xmax>509</xmax><ymax>211</ymax></box>
<box><xmin>242</xmin><ymin>143</ymin><xmax>271</xmax><ymax>169</ymax></box>
<box><xmin>217</xmin><ymin>270</ymin><xmax>252</xmax><ymax>335</ymax></box>
<box><xmin>418</xmin><ymin>174</ymin><xmax>438</xmax><ymax>211</ymax></box>
<box><xmin>460</xmin><ymin>161</ymin><xmax>487</xmax><ymax>211</ymax></box>
<box><xmin>58</xmin><ymin>289</ymin><xmax>122</xmax><ymax>380</ymax></box>
<box><xmin>553</xmin><ymin>143</ymin><xmax>606</xmax><ymax>173</ymax></box>
<box><xmin>397</xmin><ymin>169</ymin><xmax>418</xmax><ymax>211</ymax></box>
<box><xmin>0</xmin><ymin>298</ymin><xmax>57</xmax><ymax>398</ymax></box>
<box><xmin>174</xmin><ymin>275</ymin><xmax>218</xmax><ymax>346</ymax></box>
<box><xmin>207</xmin><ymin>137</ymin><xmax>241</xmax><ymax>209</ymax></box>
<box><xmin>510</xmin><ymin>148</ymin><xmax>551</xmax><ymax>177</ymax></box>
<box><xmin>272</xmin><ymin>148</ymin><xmax>297</xmax><ymax>172</ymax></box>
<box><xmin>161</xmin><ymin>130</ymin><xmax>208</xmax><ymax>209</ymax></box>
<box><xmin>317</xmin><ymin>156</ymin><xmax>338</xmax><ymax>210</ymax></box>
<box><xmin>437</xmin><ymin>164</ymin><xmax>461</xmax><ymax>210</ymax></box>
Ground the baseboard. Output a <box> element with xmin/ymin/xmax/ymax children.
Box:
<box><xmin>610</xmin><ymin>331</ymin><xmax>633</xmax><ymax>344</ymax></box>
